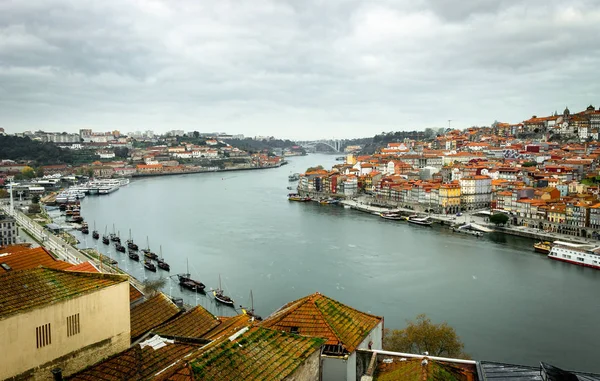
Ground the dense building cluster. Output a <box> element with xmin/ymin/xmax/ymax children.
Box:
<box><xmin>299</xmin><ymin>105</ymin><xmax>600</xmax><ymax>239</ymax></box>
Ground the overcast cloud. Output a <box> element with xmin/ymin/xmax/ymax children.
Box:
<box><xmin>1</xmin><ymin>0</ymin><xmax>599</xmax><ymax>139</ymax></box>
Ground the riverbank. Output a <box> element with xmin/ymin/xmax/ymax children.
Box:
<box><xmin>131</xmin><ymin>161</ymin><xmax>287</xmax><ymax>178</ymax></box>
<box><xmin>339</xmin><ymin>199</ymin><xmax>596</xmax><ymax>245</ymax></box>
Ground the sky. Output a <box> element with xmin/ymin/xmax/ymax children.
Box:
<box><xmin>1</xmin><ymin>0</ymin><xmax>599</xmax><ymax>140</ymax></box>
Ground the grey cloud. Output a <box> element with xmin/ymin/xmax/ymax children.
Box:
<box><xmin>0</xmin><ymin>0</ymin><xmax>599</xmax><ymax>139</ymax></box>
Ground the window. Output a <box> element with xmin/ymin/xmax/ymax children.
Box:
<box><xmin>36</xmin><ymin>323</ymin><xmax>51</xmax><ymax>348</ymax></box>
<box><xmin>290</xmin><ymin>326</ymin><xmax>299</xmax><ymax>334</ymax></box>
<box><xmin>67</xmin><ymin>314</ymin><xmax>80</xmax><ymax>337</ymax></box>
<box><xmin>577</xmin><ymin>257</ymin><xmax>585</xmax><ymax>262</ymax></box>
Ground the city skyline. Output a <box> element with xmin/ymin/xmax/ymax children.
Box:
<box><xmin>1</xmin><ymin>0</ymin><xmax>599</xmax><ymax>140</ymax></box>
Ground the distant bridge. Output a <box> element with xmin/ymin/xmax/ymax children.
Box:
<box><xmin>297</xmin><ymin>139</ymin><xmax>342</xmax><ymax>153</ymax></box>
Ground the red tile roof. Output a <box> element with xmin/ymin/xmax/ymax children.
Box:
<box><xmin>203</xmin><ymin>313</ymin><xmax>254</xmax><ymax>340</ymax></box>
<box><xmin>260</xmin><ymin>292</ymin><xmax>382</xmax><ymax>353</ymax></box>
<box><xmin>129</xmin><ymin>283</ymin><xmax>144</xmax><ymax>303</ymax></box>
<box><xmin>190</xmin><ymin>327</ymin><xmax>324</xmax><ymax>381</ymax></box>
<box><xmin>153</xmin><ymin>305</ymin><xmax>220</xmax><ymax>338</ymax></box>
<box><xmin>130</xmin><ymin>293</ymin><xmax>181</xmax><ymax>341</ymax></box>
<box><xmin>67</xmin><ymin>261</ymin><xmax>99</xmax><ymax>273</ymax></box>
<box><xmin>67</xmin><ymin>340</ymin><xmax>202</xmax><ymax>381</ymax></box>
<box><xmin>0</xmin><ymin>247</ymin><xmax>72</xmax><ymax>273</ymax></box>
<box><xmin>0</xmin><ymin>268</ymin><xmax>128</xmax><ymax>319</ymax></box>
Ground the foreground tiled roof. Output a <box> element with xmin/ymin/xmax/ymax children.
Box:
<box><xmin>67</xmin><ymin>339</ymin><xmax>202</xmax><ymax>381</ymax></box>
<box><xmin>130</xmin><ymin>293</ymin><xmax>181</xmax><ymax>341</ymax></box>
<box><xmin>374</xmin><ymin>358</ymin><xmax>477</xmax><ymax>381</ymax></box>
<box><xmin>0</xmin><ymin>247</ymin><xmax>72</xmax><ymax>273</ymax></box>
<box><xmin>0</xmin><ymin>267</ymin><xmax>127</xmax><ymax>320</ymax></box>
<box><xmin>129</xmin><ymin>283</ymin><xmax>144</xmax><ymax>303</ymax></box>
<box><xmin>261</xmin><ymin>292</ymin><xmax>382</xmax><ymax>353</ymax></box>
<box><xmin>153</xmin><ymin>305</ymin><xmax>220</xmax><ymax>338</ymax></box>
<box><xmin>202</xmin><ymin>313</ymin><xmax>254</xmax><ymax>340</ymax></box>
<box><xmin>67</xmin><ymin>261</ymin><xmax>99</xmax><ymax>273</ymax></box>
<box><xmin>190</xmin><ymin>327</ymin><xmax>324</xmax><ymax>381</ymax></box>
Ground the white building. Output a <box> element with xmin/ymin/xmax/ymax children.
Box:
<box><xmin>459</xmin><ymin>175</ymin><xmax>492</xmax><ymax>210</ymax></box>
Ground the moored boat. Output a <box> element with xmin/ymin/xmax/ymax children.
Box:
<box><xmin>92</xmin><ymin>222</ymin><xmax>99</xmax><ymax>239</ymax></box>
<box><xmin>80</xmin><ymin>222</ymin><xmax>89</xmax><ymax>234</ymax></box>
<box><xmin>240</xmin><ymin>290</ymin><xmax>262</xmax><ymax>320</ymax></box>
<box><xmin>142</xmin><ymin>236</ymin><xmax>158</xmax><ymax>260</ymax></box>
<box><xmin>408</xmin><ymin>216</ymin><xmax>433</xmax><ymax>226</ymax></box>
<box><xmin>177</xmin><ymin>259</ymin><xmax>205</xmax><ymax>292</ymax></box>
<box><xmin>128</xmin><ymin>251</ymin><xmax>140</xmax><ymax>261</ymax></box>
<box><xmin>126</xmin><ymin>229</ymin><xmax>138</xmax><ymax>251</ymax></box>
<box><xmin>102</xmin><ymin>226</ymin><xmax>110</xmax><ymax>245</ymax></box>
<box><xmin>534</xmin><ymin>241</ymin><xmax>551</xmax><ymax>254</ymax></box>
<box><xmin>144</xmin><ymin>259</ymin><xmax>157</xmax><ymax>272</ymax></box>
<box><xmin>288</xmin><ymin>193</ymin><xmax>311</xmax><ymax>202</ymax></box>
<box><xmin>547</xmin><ymin>241</ymin><xmax>600</xmax><ymax>270</ymax></box>
<box><xmin>380</xmin><ymin>211</ymin><xmax>405</xmax><ymax>220</ymax></box>
<box><xmin>212</xmin><ymin>274</ymin><xmax>235</xmax><ymax>306</ymax></box>
<box><xmin>157</xmin><ymin>246</ymin><xmax>170</xmax><ymax>271</ymax></box>
<box><xmin>115</xmin><ymin>243</ymin><xmax>126</xmax><ymax>253</ymax></box>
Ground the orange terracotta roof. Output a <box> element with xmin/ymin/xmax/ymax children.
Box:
<box><xmin>68</xmin><ymin>339</ymin><xmax>203</xmax><ymax>381</ymax></box>
<box><xmin>153</xmin><ymin>305</ymin><xmax>220</xmax><ymax>338</ymax></box>
<box><xmin>0</xmin><ymin>247</ymin><xmax>73</xmax><ymax>273</ymax></box>
<box><xmin>129</xmin><ymin>284</ymin><xmax>144</xmax><ymax>303</ymax></box>
<box><xmin>0</xmin><ymin>243</ymin><xmax>32</xmax><ymax>254</ymax></box>
<box><xmin>67</xmin><ymin>261</ymin><xmax>99</xmax><ymax>273</ymax></box>
<box><xmin>260</xmin><ymin>292</ymin><xmax>382</xmax><ymax>353</ymax></box>
<box><xmin>130</xmin><ymin>293</ymin><xmax>181</xmax><ymax>341</ymax></box>
<box><xmin>0</xmin><ymin>268</ymin><xmax>127</xmax><ymax>320</ymax></box>
<box><xmin>189</xmin><ymin>327</ymin><xmax>324</xmax><ymax>381</ymax></box>
<box><xmin>203</xmin><ymin>313</ymin><xmax>254</xmax><ymax>340</ymax></box>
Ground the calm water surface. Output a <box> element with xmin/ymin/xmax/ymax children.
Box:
<box><xmin>75</xmin><ymin>154</ymin><xmax>600</xmax><ymax>372</ymax></box>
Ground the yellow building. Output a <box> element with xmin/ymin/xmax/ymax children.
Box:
<box><xmin>0</xmin><ymin>268</ymin><xmax>130</xmax><ymax>380</ymax></box>
<box><xmin>439</xmin><ymin>182</ymin><xmax>461</xmax><ymax>213</ymax></box>
<box><xmin>346</xmin><ymin>154</ymin><xmax>357</xmax><ymax>165</ymax></box>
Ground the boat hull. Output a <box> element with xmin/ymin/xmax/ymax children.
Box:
<box><xmin>213</xmin><ymin>290</ymin><xmax>235</xmax><ymax>306</ymax></box>
<box><xmin>534</xmin><ymin>247</ymin><xmax>551</xmax><ymax>254</ymax></box>
<box><xmin>548</xmin><ymin>255</ymin><xmax>600</xmax><ymax>270</ymax></box>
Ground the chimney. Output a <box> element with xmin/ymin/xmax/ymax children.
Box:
<box><xmin>51</xmin><ymin>368</ymin><xmax>63</xmax><ymax>381</ymax></box>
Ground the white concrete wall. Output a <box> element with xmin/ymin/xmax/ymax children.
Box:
<box><xmin>322</xmin><ymin>357</ymin><xmax>347</xmax><ymax>381</ymax></box>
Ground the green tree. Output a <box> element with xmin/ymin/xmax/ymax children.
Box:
<box><xmin>305</xmin><ymin>165</ymin><xmax>324</xmax><ymax>173</ymax></box>
<box><xmin>521</xmin><ymin>161</ymin><xmax>537</xmax><ymax>167</ymax></box>
<box><xmin>21</xmin><ymin>166</ymin><xmax>35</xmax><ymax>179</ymax></box>
<box><xmin>28</xmin><ymin>203</ymin><xmax>41</xmax><ymax>214</ymax></box>
<box><xmin>35</xmin><ymin>167</ymin><xmax>45</xmax><ymax>177</ymax></box>
<box><xmin>31</xmin><ymin>194</ymin><xmax>40</xmax><ymax>204</ymax></box>
<box><xmin>383</xmin><ymin>314</ymin><xmax>468</xmax><ymax>358</ymax></box>
<box><xmin>490</xmin><ymin>213</ymin><xmax>509</xmax><ymax>225</ymax></box>
<box><xmin>0</xmin><ymin>189</ymin><xmax>8</xmax><ymax>198</ymax></box>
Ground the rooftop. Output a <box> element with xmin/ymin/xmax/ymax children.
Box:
<box><xmin>0</xmin><ymin>267</ymin><xmax>127</xmax><ymax>320</ymax></box>
<box><xmin>0</xmin><ymin>247</ymin><xmax>72</xmax><ymax>273</ymax></box>
<box><xmin>130</xmin><ymin>292</ymin><xmax>181</xmax><ymax>341</ymax></box>
<box><xmin>261</xmin><ymin>292</ymin><xmax>382</xmax><ymax>354</ymax></box>
<box><xmin>152</xmin><ymin>305</ymin><xmax>220</xmax><ymax>339</ymax></box>
<box><xmin>190</xmin><ymin>327</ymin><xmax>324</xmax><ymax>381</ymax></box>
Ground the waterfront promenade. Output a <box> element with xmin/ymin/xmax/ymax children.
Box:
<box><xmin>340</xmin><ymin>198</ymin><xmax>595</xmax><ymax>245</ymax></box>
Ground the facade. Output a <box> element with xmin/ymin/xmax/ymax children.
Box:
<box><xmin>0</xmin><ymin>268</ymin><xmax>130</xmax><ymax>380</ymax></box>
<box><xmin>459</xmin><ymin>175</ymin><xmax>492</xmax><ymax>210</ymax></box>
<box><xmin>0</xmin><ymin>213</ymin><xmax>17</xmax><ymax>246</ymax></box>
<box><xmin>439</xmin><ymin>182</ymin><xmax>461</xmax><ymax>214</ymax></box>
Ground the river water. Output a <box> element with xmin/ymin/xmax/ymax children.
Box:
<box><xmin>75</xmin><ymin>154</ymin><xmax>600</xmax><ymax>372</ymax></box>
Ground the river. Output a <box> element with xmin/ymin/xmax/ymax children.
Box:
<box><xmin>74</xmin><ymin>154</ymin><xmax>600</xmax><ymax>372</ymax></box>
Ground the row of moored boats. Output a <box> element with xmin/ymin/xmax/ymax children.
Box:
<box><xmin>55</xmin><ymin>179</ymin><xmax>130</xmax><ymax>203</ymax></box>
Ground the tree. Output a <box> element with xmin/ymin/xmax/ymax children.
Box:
<box><xmin>35</xmin><ymin>167</ymin><xmax>45</xmax><ymax>178</ymax></box>
<box><xmin>31</xmin><ymin>194</ymin><xmax>40</xmax><ymax>204</ymax></box>
<box><xmin>21</xmin><ymin>166</ymin><xmax>35</xmax><ymax>179</ymax></box>
<box><xmin>306</xmin><ymin>165</ymin><xmax>324</xmax><ymax>173</ymax></box>
<box><xmin>383</xmin><ymin>314</ymin><xmax>468</xmax><ymax>358</ymax></box>
<box><xmin>142</xmin><ymin>278</ymin><xmax>166</xmax><ymax>296</ymax></box>
<box><xmin>490</xmin><ymin>213</ymin><xmax>509</xmax><ymax>225</ymax></box>
<box><xmin>28</xmin><ymin>203</ymin><xmax>41</xmax><ymax>214</ymax></box>
<box><xmin>0</xmin><ymin>189</ymin><xmax>8</xmax><ymax>198</ymax></box>
<box><xmin>521</xmin><ymin>161</ymin><xmax>537</xmax><ymax>167</ymax></box>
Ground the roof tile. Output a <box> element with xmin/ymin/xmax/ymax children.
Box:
<box><xmin>130</xmin><ymin>293</ymin><xmax>181</xmax><ymax>341</ymax></box>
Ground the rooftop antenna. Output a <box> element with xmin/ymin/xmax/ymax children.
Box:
<box><xmin>448</xmin><ymin>120</ymin><xmax>452</xmax><ymax>130</ymax></box>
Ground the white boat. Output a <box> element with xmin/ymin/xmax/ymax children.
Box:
<box><xmin>408</xmin><ymin>216</ymin><xmax>433</xmax><ymax>226</ymax></box>
<box><xmin>118</xmin><ymin>178</ymin><xmax>130</xmax><ymax>186</ymax></box>
<box><xmin>547</xmin><ymin>241</ymin><xmax>600</xmax><ymax>270</ymax></box>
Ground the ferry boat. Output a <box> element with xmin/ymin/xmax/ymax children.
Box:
<box><xmin>288</xmin><ymin>173</ymin><xmax>300</xmax><ymax>182</ymax></box>
<box><xmin>380</xmin><ymin>211</ymin><xmax>405</xmax><ymax>221</ymax></box>
<box><xmin>288</xmin><ymin>193</ymin><xmax>311</xmax><ymax>202</ymax></box>
<box><xmin>533</xmin><ymin>241</ymin><xmax>552</xmax><ymax>254</ymax></box>
<box><xmin>547</xmin><ymin>241</ymin><xmax>600</xmax><ymax>270</ymax></box>
<box><xmin>408</xmin><ymin>216</ymin><xmax>433</xmax><ymax>226</ymax></box>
